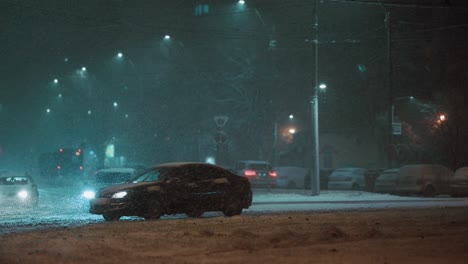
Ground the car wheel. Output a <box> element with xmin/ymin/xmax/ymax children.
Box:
<box><xmin>103</xmin><ymin>213</ymin><xmax>121</xmax><ymax>221</ymax></box>
<box><xmin>223</xmin><ymin>200</ymin><xmax>242</xmax><ymax>217</ymax></box>
<box><xmin>186</xmin><ymin>209</ymin><xmax>204</xmax><ymax>218</ymax></box>
<box><xmin>144</xmin><ymin>199</ymin><xmax>162</xmax><ymax>220</ymax></box>
<box><xmin>422</xmin><ymin>185</ymin><xmax>436</xmax><ymax>197</ymax></box>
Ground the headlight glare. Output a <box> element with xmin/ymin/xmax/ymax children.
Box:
<box><xmin>111</xmin><ymin>191</ymin><xmax>128</xmax><ymax>199</ymax></box>
<box><xmin>18</xmin><ymin>190</ymin><xmax>29</xmax><ymax>199</ymax></box>
<box><xmin>82</xmin><ymin>190</ymin><xmax>96</xmax><ymax>199</ymax></box>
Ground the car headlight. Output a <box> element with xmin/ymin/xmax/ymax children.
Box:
<box><xmin>17</xmin><ymin>190</ymin><xmax>29</xmax><ymax>199</ymax></box>
<box><xmin>82</xmin><ymin>190</ymin><xmax>96</xmax><ymax>199</ymax></box>
<box><xmin>111</xmin><ymin>191</ymin><xmax>128</xmax><ymax>199</ymax></box>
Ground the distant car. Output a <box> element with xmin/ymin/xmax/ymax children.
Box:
<box><xmin>235</xmin><ymin>160</ymin><xmax>277</xmax><ymax>188</ymax></box>
<box><xmin>327</xmin><ymin>167</ymin><xmax>368</xmax><ymax>191</ymax></box>
<box><xmin>0</xmin><ymin>174</ymin><xmax>39</xmax><ymax>207</ymax></box>
<box><xmin>396</xmin><ymin>164</ymin><xmax>453</xmax><ymax>197</ymax></box>
<box><xmin>449</xmin><ymin>167</ymin><xmax>468</xmax><ymax>197</ymax></box>
<box><xmin>82</xmin><ymin>168</ymin><xmax>137</xmax><ymax>200</ymax></box>
<box><xmin>90</xmin><ymin>162</ymin><xmax>252</xmax><ymax>221</ymax></box>
<box><xmin>274</xmin><ymin>166</ymin><xmax>308</xmax><ymax>189</ymax></box>
<box><xmin>374</xmin><ymin>169</ymin><xmax>399</xmax><ymax>194</ymax></box>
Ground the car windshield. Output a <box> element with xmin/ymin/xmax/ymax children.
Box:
<box><xmin>130</xmin><ymin>167</ymin><xmax>173</xmax><ymax>183</ymax></box>
<box><xmin>0</xmin><ymin>176</ymin><xmax>29</xmax><ymax>185</ymax></box>
<box><xmin>248</xmin><ymin>164</ymin><xmax>270</xmax><ymax>170</ymax></box>
<box><xmin>95</xmin><ymin>172</ymin><xmax>132</xmax><ymax>184</ymax></box>
<box><xmin>378</xmin><ymin>173</ymin><xmax>397</xmax><ymax>180</ymax></box>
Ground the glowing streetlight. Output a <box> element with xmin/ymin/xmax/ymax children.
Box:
<box><xmin>46</xmin><ymin>108</ymin><xmax>51</xmax><ymax>113</ymax></box>
<box><xmin>164</xmin><ymin>35</ymin><xmax>171</xmax><ymax>40</ymax></box>
<box><xmin>87</xmin><ymin>110</ymin><xmax>92</xmax><ymax>115</ymax></box>
<box><xmin>81</xmin><ymin>66</ymin><xmax>87</xmax><ymax>72</ymax></box>
<box><xmin>238</xmin><ymin>0</ymin><xmax>245</xmax><ymax>4</ymax></box>
<box><xmin>117</xmin><ymin>52</ymin><xmax>123</xmax><ymax>58</ymax></box>
<box><xmin>439</xmin><ymin>114</ymin><xmax>447</xmax><ymax>122</ymax></box>
<box><xmin>319</xmin><ymin>83</ymin><xmax>327</xmax><ymax>90</ymax></box>
<box><xmin>113</xmin><ymin>102</ymin><xmax>118</xmax><ymax>107</ymax></box>
<box><xmin>288</xmin><ymin>128</ymin><xmax>296</xmax><ymax>134</ymax></box>
<box><xmin>289</xmin><ymin>114</ymin><xmax>294</xmax><ymax>119</ymax></box>
<box><xmin>53</xmin><ymin>78</ymin><xmax>58</xmax><ymax>84</ymax></box>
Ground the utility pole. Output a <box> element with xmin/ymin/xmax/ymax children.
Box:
<box><xmin>385</xmin><ymin>12</ymin><xmax>394</xmax><ymax>168</ymax></box>
<box><xmin>310</xmin><ymin>0</ymin><xmax>320</xmax><ymax>196</ymax></box>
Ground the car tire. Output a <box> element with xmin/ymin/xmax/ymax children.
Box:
<box><xmin>144</xmin><ymin>199</ymin><xmax>162</xmax><ymax>220</ymax></box>
<box><xmin>186</xmin><ymin>209</ymin><xmax>204</xmax><ymax>218</ymax></box>
<box><xmin>223</xmin><ymin>199</ymin><xmax>242</xmax><ymax>217</ymax></box>
<box><xmin>103</xmin><ymin>213</ymin><xmax>121</xmax><ymax>221</ymax></box>
<box><xmin>422</xmin><ymin>185</ymin><xmax>436</xmax><ymax>197</ymax></box>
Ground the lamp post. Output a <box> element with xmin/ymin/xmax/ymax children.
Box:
<box><xmin>310</xmin><ymin>0</ymin><xmax>321</xmax><ymax>196</ymax></box>
<box><xmin>311</xmin><ymin>83</ymin><xmax>326</xmax><ymax>196</ymax></box>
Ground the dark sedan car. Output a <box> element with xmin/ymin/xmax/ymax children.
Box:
<box><xmin>90</xmin><ymin>162</ymin><xmax>252</xmax><ymax>221</ymax></box>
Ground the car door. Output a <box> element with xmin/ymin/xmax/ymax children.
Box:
<box><xmin>189</xmin><ymin>165</ymin><xmax>231</xmax><ymax>209</ymax></box>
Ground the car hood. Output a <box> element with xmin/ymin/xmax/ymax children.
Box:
<box><xmin>100</xmin><ymin>181</ymin><xmax>159</xmax><ymax>194</ymax></box>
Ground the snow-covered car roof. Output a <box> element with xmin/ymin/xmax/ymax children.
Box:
<box><xmin>97</xmin><ymin>168</ymin><xmax>136</xmax><ymax>173</ymax></box>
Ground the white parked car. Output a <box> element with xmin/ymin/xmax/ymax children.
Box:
<box><xmin>274</xmin><ymin>166</ymin><xmax>308</xmax><ymax>189</ymax></box>
<box><xmin>450</xmin><ymin>167</ymin><xmax>468</xmax><ymax>197</ymax></box>
<box><xmin>396</xmin><ymin>164</ymin><xmax>453</xmax><ymax>197</ymax></box>
<box><xmin>374</xmin><ymin>169</ymin><xmax>399</xmax><ymax>194</ymax></box>
<box><xmin>327</xmin><ymin>167</ymin><xmax>368</xmax><ymax>191</ymax></box>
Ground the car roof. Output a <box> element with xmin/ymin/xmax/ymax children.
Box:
<box><xmin>237</xmin><ymin>160</ymin><xmax>270</xmax><ymax>164</ymax></box>
<box><xmin>97</xmin><ymin>168</ymin><xmax>136</xmax><ymax>173</ymax></box>
<box><xmin>154</xmin><ymin>162</ymin><xmax>224</xmax><ymax>169</ymax></box>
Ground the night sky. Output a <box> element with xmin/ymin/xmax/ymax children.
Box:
<box><xmin>1</xmin><ymin>0</ymin><xmax>468</xmax><ymax>170</ymax></box>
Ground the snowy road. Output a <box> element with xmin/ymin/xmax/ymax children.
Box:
<box><xmin>1</xmin><ymin>186</ymin><xmax>467</xmax><ymax>235</ymax></box>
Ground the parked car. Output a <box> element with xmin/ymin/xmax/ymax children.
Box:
<box><xmin>82</xmin><ymin>168</ymin><xmax>137</xmax><ymax>199</ymax></box>
<box><xmin>450</xmin><ymin>167</ymin><xmax>468</xmax><ymax>197</ymax></box>
<box><xmin>327</xmin><ymin>167</ymin><xmax>368</xmax><ymax>191</ymax></box>
<box><xmin>0</xmin><ymin>174</ymin><xmax>39</xmax><ymax>207</ymax></box>
<box><xmin>90</xmin><ymin>162</ymin><xmax>252</xmax><ymax>221</ymax></box>
<box><xmin>374</xmin><ymin>169</ymin><xmax>399</xmax><ymax>194</ymax></box>
<box><xmin>235</xmin><ymin>160</ymin><xmax>277</xmax><ymax>188</ymax></box>
<box><xmin>396</xmin><ymin>164</ymin><xmax>453</xmax><ymax>197</ymax></box>
<box><xmin>274</xmin><ymin>166</ymin><xmax>308</xmax><ymax>189</ymax></box>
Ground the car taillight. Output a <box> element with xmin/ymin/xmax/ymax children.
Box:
<box><xmin>244</xmin><ymin>170</ymin><xmax>257</xmax><ymax>177</ymax></box>
<box><xmin>269</xmin><ymin>171</ymin><xmax>278</xmax><ymax>177</ymax></box>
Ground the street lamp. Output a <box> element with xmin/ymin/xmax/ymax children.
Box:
<box><xmin>53</xmin><ymin>78</ymin><xmax>58</xmax><ymax>84</ymax></box>
<box><xmin>311</xmin><ymin>82</ymin><xmax>326</xmax><ymax>196</ymax></box>
<box><xmin>117</xmin><ymin>52</ymin><xmax>123</xmax><ymax>58</ymax></box>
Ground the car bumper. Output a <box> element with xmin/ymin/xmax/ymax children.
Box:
<box><xmin>374</xmin><ymin>185</ymin><xmax>397</xmax><ymax>193</ymax></box>
<box><xmin>248</xmin><ymin>177</ymin><xmax>276</xmax><ymax>187</ymax></box>
<box><xmin>89</xmin><ymin>198</ymin><xmax>133</xmax><ymax>215</ymax></box>
<box><xmin>327</xmin><ymin>182</ymin><xmax>353</xmax><ymax>190</ymax></box>
<box><xmin>450</xmin><ymin>185</ymin><xmax>468</xmax><ymax>196</ymax></box>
